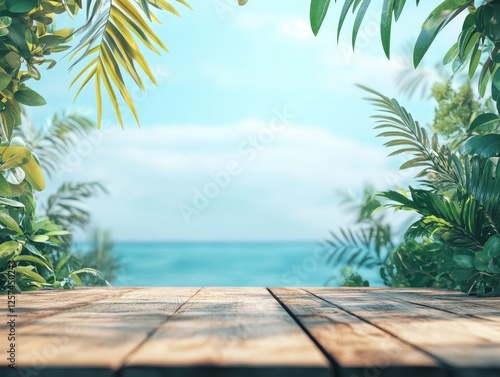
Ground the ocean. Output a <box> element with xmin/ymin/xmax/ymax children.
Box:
<box><xmin>108</xmin><ymin>242</ymin><xmax>384</xmax><ymax>287</ymax></box>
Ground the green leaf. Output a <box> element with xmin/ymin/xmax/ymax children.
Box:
<box><xmin>0</xmin><ymin>240</ymin><xmax>22</xmax><ymax>267</ymax></box>
<box><xmin>14</xmin><ymin>86</ymin><xmax>47</xmax><ymax>106</ymax></box>
<box><xmin>43</xmin><ymin>230</ymin><xmax>71</xmax><ymax>236</ymax></box>
<box><xmin>493</xmin><ymin>66</ymin><xmax>500</xmax><ymax>93</ymax></box>
<box><xmin>30</xmin><ymin>235</ymin><xmax>49</xmax><ymax>243</ymax></box>
<box><xmin>0</xmin><ymin>147</ymin><xmax>31</xmax><ymax>171</ymax></box>
<box><xmin>479</xmin><ymin>60</ymin><xmax>493</xmax><ymax>97</ymax></box>
<box><xmin>6</xmin><ymin>0</ymin><xmax>39</xmax><ymax>14</ymax></box>
<box><xmin>474</xmin><ymin>249</ymin><xmax>489</xmax><ymax>271</ymax></box>
<box><xmin>393</xmin><ymin>0</ymin><xmax>407</xmax><ymax>21</ymax></box>
<box><xmin>352</xmin><ymin>0</ymin><xmax>371</xmax><ymax>48</ymax></box>
<box><xmin>0</xmin><ymin>145</ymin><xmax>45</xmax><ymax>191</ymax></box>
<box><xmin>0</xmin><ymin>197</ymin><xmax>23</xmax><ymax>208</ymax></box>
<box><xmin>14</xmin><ymin>266</ymin><xmax>47</xmax><ymax>283</ymax></box>
<box><xmin>381</xmin><ymin>0</ymin><xmax>395</xmax><ymax>58</ymax></box>
<box><xmin>414</xmin><ymin>0</ymin><xmax>469</xmax><ymax>67</ymax></box>
<box><xmin>337</xmin><ymin>0</ymin><xmax>355</xmax><ymax>41</ymax></box>
<box><xmin>0</xmin><ymin>16</ymin><xmax>12</xmax><ymax>37</ymax></box>
<box><xmin>14</xmin><ymin>255</ymin><xmax>52</xmax><ymax>272</ymax></box>
<box><xmin>443</xmin><ymin>43</ymin><xmax>458</xmax><ymax>65</ymax></box>
<box><xmin>310</xmin><ymin>0</ymin><xmax>331</xmax><ymax>36</ymax></box>
<box><xmin>453</xmin><ymin>254</ymin><xmax>474</xmax><ymax>268</ymax></box>
<box><xmin>0</xmin><ymin>72</ymin><xmax>11</xmax><ymax>90</ymax></box>
<box><xmin>463</xmin><ymin>134</ymin><xmax>500</xmax><ymax>158</ymax></box>
<box><xmin>484</xmin><ymin>235</ymin><xmax>500</xmax><ymax>257</ymax></box>
<box><xmin>0</xmin><ymin>211</ymin><xmax>22</xmax><ymax>234</ymax></box>
<box><xmin>469</xmin><ymin>113</ymin><xmax>499</xmax><ymax>132</ymax></box>
<box><xmin>0</xmin><ymin>175</ymin><xmax>11</xmax><ymax>196</ymax></box>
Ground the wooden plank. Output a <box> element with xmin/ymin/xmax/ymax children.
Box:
<box><xmin>0</xmin><ymin>287</ymin><xmax>133</xmax><ymax>329</ymax></box>
<box><xmin>0</xmin><ymin>287</ymin><xmax>199</xmax><ymax>377</ymax></box>
<box><xmin>122</xmin><ymin>287</ymin><xmax>331</xmax><ymax>377</ymax></box>
<box><xmin>373</xmin><ymin>289</ymin><xmax>500</xmax><ymax>322</ymax></box>
<box><xmin>307</xmin><ymin>288</ymin><xmax>500</xmax><ymax>377</ymax></box>
<box><xmin>271</xmin><ymin>288</ymin><xmax>443</xmax><ymax>377</ymax></box>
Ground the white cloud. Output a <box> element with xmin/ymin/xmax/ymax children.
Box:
<box><xmin>63</xmin><ymin>121</ymin><xmax>410</xmax><ymax>241</ymax></box>
<box><xmin>233</xmin><ymin>12</ymin><xmax>324</xmax><ymax>42</ymax></box>
<box><xmin>277</xmin><ymin>17</ymin><xmax>313</xmax><ymax>41</ymax></box>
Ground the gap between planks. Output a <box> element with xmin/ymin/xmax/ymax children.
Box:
<box><xmin>305</xmin><ymin>287</ymin><xmax>500</xmax><ymax>377</ymax></box>
<box><xmin>1</xmin><ymin>288</ymin><xmax>200</xmax><ymax>377</ymax></box>
<box><xmin>270</xmin><ymin>288</ymin><xmax>443</xmax><ymax>377</ymax></box>
<box><xmin>121</xmin><ymin>287</ymin><xmax>331</xmax><ymax>377</ymax></box>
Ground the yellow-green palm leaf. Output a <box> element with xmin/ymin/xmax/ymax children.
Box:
<box><xmin>69</xmin><ymin>0</ymin><xmax>191</xmax><ymax>128</ymax></box>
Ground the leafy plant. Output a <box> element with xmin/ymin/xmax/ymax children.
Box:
<box><xmin>431</xmin><ymin>80</ymin><xmax>481</xmax><ymax>146</ymax></box>
<box><xmin>0</xmin><ymin>179</ymin><xmax>102</xmax><ymax>291</ymax></box>
<box><xmin>368</xmin><ymin>87</ymin><xmax>500</xmax><ymax>295</ymax></box>
<box><xmin>334</xmin><ymin>266</ymin><xmax>369</xmax><ymax>287</ymax></box>
<box><xmin>43</xmin><ymin>182</ymin><xmax>108</xmax><ymax>240</ymax></box>
<box><xmin>306</xmin><ymin>1</ymin><xmax>500</xmax><ymax>114</ymax></box>
<box><xmin>76</xmin><ymin>228</ymin><xmax>119</xmax><ymax>286</ymax></box>
<box><xmin>324</xmin><ymin>187</ymin><xmax>396</xmax><ymax>273</ymax></box>
<box><xmin>325</xmin><ymin>79</ymin><xmax>500</xmax><ymax>295</ymax></box>
<box><xmin>16</xmin><ymin>111</ymin><xmax>95</xmax><ymax>175</ymax></box>
<box><xmin>323</xmin><ymin>186</ymin><xmax>459</xmax><ymax>289</ymax></box>
<box><xmin>0</xmin><ymin>110</ymin><xmax>115</xmax><ymax>292</ymax></box>
<box><xmin>0</xmin><ymin>0</ymin><xmax>191</xmax><ymax>129</ymax></box>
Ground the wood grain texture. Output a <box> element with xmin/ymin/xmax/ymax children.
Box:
<box><xmin>271</xmin><ymin>288</ymin><xmax>442</xmax><ymax>377</ymax></box>
<box><xmin>0</xmin><ymin>287</ymin><xmax>132</xmax><ymax>329</ymax></box>
<box><xmin>0</xmin><ymin>288</ymin><xmax>199</xmax><ymax>377</ymax></box>
<box><xmin>307</xmin><ymin>288</ymin><xmax>500</xmax><ymax>377</ymax></box>
<box><xmin>374</xmin><ymin>289</ymin><xmax>500</xmax><ymax>322</ymax></box>
<box><xmin>1</xmin><ymin>287</ymin><xmax>500</xmax><ymax>377</ymax></box>
<box><xmin>122</xmin><ymin>288</ymin><xmax>331</xmax><ymax>377</ymax></box>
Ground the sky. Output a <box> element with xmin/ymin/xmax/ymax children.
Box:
<box><xmin>27</xmin><ymin>1</ymin><xmax>463</xmax><ymax>242</ymax></box>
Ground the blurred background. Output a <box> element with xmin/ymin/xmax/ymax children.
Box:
<box><xmin>26</xmin><ymin>1</ymin><xmax>460</xmax><ymax>286</ymax></box>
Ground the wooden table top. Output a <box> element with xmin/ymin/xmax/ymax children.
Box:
<box><xmin>1</xmin><ymin>287</ymin><xmax>500</xmax><ymax>377</ymax></box>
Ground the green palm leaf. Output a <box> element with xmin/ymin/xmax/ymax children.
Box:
<box><xmin>69</xmin><ymin>0</ymin><xmax>190</xmax><ymax>128</ymax></box>
<box><xmin>43</xmin><ymin>182</ymin><xmax>108</xmax><ymax>234</ymax></box>
<box><xmin>16</xmin><ymin>112</ymin><xmax>94</xmax><ymax>177</ymax></box>
<box><xmin>381</xmin><ymin>187</ymin><xmax>493</xmax><ymax>249</ymax></box>
<box><xmin>465</xmin><ymin>157</ymin><xmax>500</xmax><ymax>234</ymax></box>
<box><xmin>361</xmin><ymin>85</ymin><xmax>466</xmax><ymax>191</ymax></box>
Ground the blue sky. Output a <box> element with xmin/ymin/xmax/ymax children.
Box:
<box><xmin>28</xmin><ymin>1</ymin><xmax>462</xmax><ymax>241</ymax></box>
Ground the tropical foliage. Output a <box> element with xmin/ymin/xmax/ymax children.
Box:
<box><xmin>0</xmin><ymin>0</ymin><xmax>190</xmax><ymax>129</ymax></box>
<box><xmin>325</xmin><ymin>187</ymin><xmax>396</xmax><ymax>274</ymax></box>
<box><xmin>327</xmin><ymin>83</ymin><xmax>500</xmax><ymax>296</ymax></box>
<box><xmin>327</xmin><ymin>191</ymin><xmax>459</xmax><ymax>290</ymax></box>
<box><xmin>0</xmin><ymin>112</ymin><xmax>111</xmax><ymax>292</ymax></box>
<box><xmin>243</xmin><ymin>0</ymin><xmax>500</xmax><ymax>164</ymax></box>
<box><xmin>0</xmin><ymin>0</ymin><xmax>176</xmax><ymax>291</ymax></box>
<box><xmin>76</xmin><ymin>228</ymin><xmax>120</xmax><ymax>286</ymax></box>
<box><xmin>373</xmin><ymin>88</ymin><xmax>500</xmax><ymax>295</ymax></box>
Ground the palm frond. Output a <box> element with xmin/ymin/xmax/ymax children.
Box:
<box><xmin>77</xmin><ymin>228</ymin><xmax>120</xmax><ymax>285</ymax></box>
<box><xmin>394</xmin><ymin>41</ymin><xmax>447</xmax><ymax>99</ymax></box>
<box><xmin>69</xmin><ymin>267</ymin><xmax>111</xmax><ymax>286</ymax></box>
<box><xmin>361</xmin><ymin>85</ymin><xmax>466</xmax><ymax>191</ymax></box>
<box><xmin>325</xmin><ymin>223</ymin><xmax>393</xmax><ymax>270</ymax></box>
<box><xmin>16</xmin><ymin>112</ymin><xmax>94</xmax><ymax>177</ymax></box>
<box><xmin>381</xmin><ymin>187</ymin><xmax>494</xmax><ymax>249</ymax></box>
<box><xmin>42</xmin><ymin>182</ymin><xmax>108</xmax><ymax>234</ymax></box>
<box><xmin>465</xmin><ymin>157</ymin><xmax>500</xmax><ymax>234</ymax></box>
<box><xmin>69</xmin><ymin>0</ymin><xmax>190</xmax><ymax>127</ymax></box>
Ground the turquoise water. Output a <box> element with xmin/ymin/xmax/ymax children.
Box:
<box><xmin>108</xmin><ymin>242</ymin><xmax>383</xmax><ymax>287</ymax></box>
